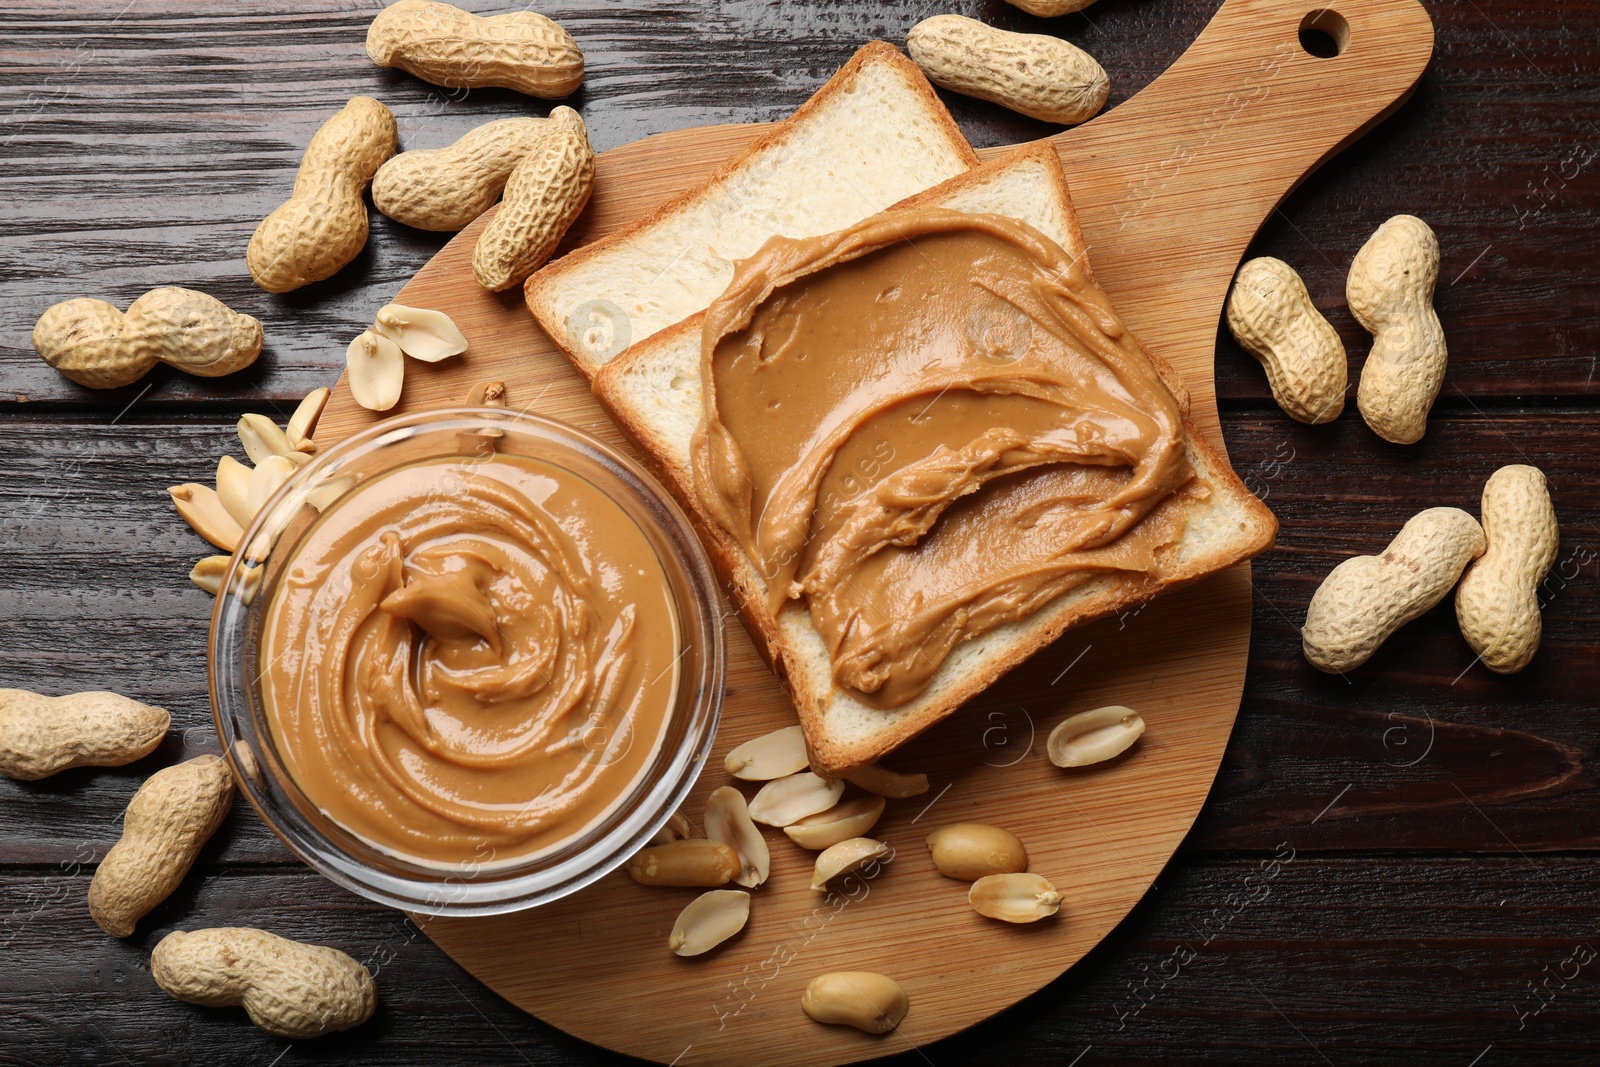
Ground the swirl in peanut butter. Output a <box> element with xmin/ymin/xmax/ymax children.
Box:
<box><xmin>260</xmin><ymin>455</ymin><xmax>679</xmax><ymax>866</ymax></box>
<box><xmin>691</xmin><ymin>208</ymin><xmax>1194</xmax><ymax>708</ymax></box>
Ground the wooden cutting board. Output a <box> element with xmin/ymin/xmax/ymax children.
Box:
<box><xmin>307</xmin><ymin>0</ymin><xmax>1434</xmax><ymax>1062</ymax></box>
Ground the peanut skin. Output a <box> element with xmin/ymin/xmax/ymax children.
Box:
<box><xmin>32</xmin><ymin>288</ymin><xmax>262</xmax><ymax>389</ymax></box>
<box><xmin>88</xmin><ymin>755</ymin><xmax>234</xmax><ymax>938</ymax></box>
<box><xmin>0</xmin><ymin>690</ymin><xmax>169</xmax><ymax>781</ymax></box>
<box><xmin>1302</xmin><ymin>507</ymin><xmax>1486</xmax><ymax>673</ymax></box>
<box><xmin>1349</xmin><ymin>215</ymin><xmax>1447</xmax><ymax>444</ymax></box>
<box><xmin>366</xmin><ymin>0</ymin><xmax>583</xmax><ymax>99</ymax></box>
<box><xmin>151</xmin><ymin>927</ymin><xmax>376</xmax><ymax>1039</ymax></box>
<box><xmin>1456</xmin><ymin>465</ymin><xmax>1560</xmax><ymax>673</ymax></box>
<box><xmin>247</xmin><ymin>97</ymin><xmax>397</xmax><ymax>293</ymax></box>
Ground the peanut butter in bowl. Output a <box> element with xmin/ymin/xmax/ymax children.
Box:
<box><xmin>210</xmin><ymin>410</ymin><xmax>724</xmax><ymax>912</ymax></box>
<box><xmin>260</xmin><ymin>452</ymin><xmax>680</xmax><ymax>868</ymax></box>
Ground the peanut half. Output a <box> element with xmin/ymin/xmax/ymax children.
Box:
<box><xmin>906</xmin><ymin>14</ymin><xmax>1108</xmax><ymax>126</ymax></box>
<box><xmin>189</xmin><ymin>556</ymin><xmax>262</xmax><ymax>605</ymax></box>
<box><xmin>245</xmin><ymin>454</ymin><xmax>298</xmax><ymax>517</ymax></box>
<box><xmin>668</xmin><ymin>889</ymin><xmax>750</xmax><ymax>957</ymax></box>
<box><xmin>747</xmin><ymin>771</ymin><xmax>844</xmax><ymax>827</ymax></box>
<box><xmin>724</xmin><ymin>724</ymin><xmax>810</xmax><ymax>781</ymax></box>
<box><xmin>705</xmin><ymin>785</ymin><xmax>770</xmax><ymax>888</ymax></box>
<box><xmin>925</xmin><ymin>823</ymin><xmax>1027</xmax><ymax>881</ymax></box>
<box><xmin>649</xmin><ymin>810</ymin><xmax>692</xmax><ymax>846</ymax></box>
<box><xmin>151</xmin><ymin>927</ymin><xmax>376</xmax><ymax>1039</ymax></box>
<box><xmin>304</xmin><ymin>475</ymin><xmax>356</xmax><ymax>515</ymax></box>
<box><xmin>1456</xmin><ymin>465</ymin><xmax>1560</xmax><ymax>674</ymax></box>
<box><xmin>215</xmin><ymin>455</ymin><xmax>254</xmax><ymax>527</ymax></box>
<box><xmin>374</xmin><ymin>117</ymin><xmax>550</xmax><ymax>231</ymax></box>
<box><xmin>968</xmin><ymin>872</ymin><xmax>1062</xmax><ymax>924</ymax></box>
<box><xmin>844</xmin><ymin>763</ymin><xmax>929</xmax><ymax>799</ymax></box>
<box><xmin>286</xmin><ymin>387</ymin><xmax>331</xmax><ymax>453</ymax></box>
<box><xmin>784</xmin><ymin>794</ymin><xmax>886</xmax><ymax>851</ymax></box>
<box><xmin>237</xmin><ymin>412</ymin><xmax>295</xmax><ymax>464</ymax></box>
<box><xmin>169</xmin><ymin>483</ymin><xmax>244</xmax><ymax>553</ymax></box>
<box><xmin>627</xmin><ymin>839</ymin><xmax>740</xmax><ymax>887</ymax></box>
<box><xmin>372</xmin><ymin>303</ymin><xmax>469</xmax><ymax>362</ymax></box>
<box><xmin>1226</xmin><ymin>257</ymin><xmax>1347</xmax><ymax>424</ymax></box>
<box><xmin>0</xmin><ymin>689</ymin><xmax>169</xmax><ymax>781</ymax></box>
<box><xmin>366</xmin><ymin>0</ymin><xmax>583</xmax><ymax>99</ymax></box>
<box><xmin>1349</xmin><ymin>215</ymin><xmax>1447</xmax><ymax>444</ymax></box>
<box><xmin>810</xmin><ymin>837</ymin><xmax>891</xmax><ymax>892</ymax></box>
<box><xmin>33</xmin><ymin>288</ymin><xmax>262</xmax><ymax>390</ymax></box>
<box><xmin>1047</xmin><ymin>705</ymin><xmax>1146</xmax><ymax>768</ymax></box>
<box><xmin>89</xmin><ymin>754</ymin><xmax>234</xmax><ymax>938</ymax></box>
<box><xmin>197</xmin><ymin>401</ymin><xmax>325</xmax><ymax>588</ymax></box>
<box><xmin>346</xmin><ymin>329</ymin><xmax>405</xmax><ymax>412</ymax></box>
<box><xmin>1302</xmin><ymin>507</ymin><xmax>1486</xmax><ymax>673</ymax></box>
<box><xmin>801</xmin><ymin>971</ymin><xmax>909</xmax><ymax>1034</ymax></box>
<box><xmin>472</xmin><ymin>106</ymin><xmax>594</xmax><ymax>292</ymax></box>
<box><xmin>247</xmin><ymin>97</ymin><xmax>397</xmax><ymax>293</ymax></box>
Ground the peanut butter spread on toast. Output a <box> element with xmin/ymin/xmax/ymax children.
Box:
<box><xmin>694</xmin><ymin>207</ymin><xmax>1196</xmax><ymax>710</ymax></box>
<box><xmin>691</xmin><ymin>208</ymin><xmax>1195</xmax><ymax>708</ymax></box>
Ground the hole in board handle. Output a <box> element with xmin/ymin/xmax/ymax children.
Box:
<box><xmin>1298</xmin><ymin>8</ymin><xmax>1350</xmax><ymax>58</ymax></box>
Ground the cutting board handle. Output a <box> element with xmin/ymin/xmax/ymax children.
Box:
<box><xmin>1046</xmin><ymin>0</ymin><xmax>1434</xmax><ymax>407</ymax></box>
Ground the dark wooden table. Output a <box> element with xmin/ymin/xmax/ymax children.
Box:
<box><xmin>3</xmin><ymin>1</ymin><xmax>1597</xmax><ymax>1063</ymax></box>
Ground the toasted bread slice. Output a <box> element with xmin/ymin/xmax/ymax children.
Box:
<box><xmin>593</xmin><ymin>144</ymin><xmax>1277</xmax><ymax>776</ymax></box>
<box><xmin>526</xmin><ymin>41</ymin><xmax>979</xmax><ymax>377</ymax></box>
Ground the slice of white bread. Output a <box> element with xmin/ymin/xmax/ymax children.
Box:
<box><xmin>593</xmin><ymin>143</ymin><xmax>1278</xmax><ymax>776</ymax></box>
<box><xmin>525</xmin><ymin>41</ymin><xmax>979</xmax><ymax>377</ymax></box>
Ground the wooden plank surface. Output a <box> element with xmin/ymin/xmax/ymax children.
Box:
<box><xmin>2</xmin><ymin>1</ymin><xmax>1599</xmax><ymax>1064</ymax></box>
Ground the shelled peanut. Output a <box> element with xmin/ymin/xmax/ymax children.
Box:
<box><xmin>629</xmin><ymin>726</ymin><xmax>932</xmax><ymax>964</ymax></box>
<box><xmin>801</xmin><ymin>972</ymin><xmax>909</xmax><ymax>1034</ymax></box>
<box><xmin>346</xmin><ymin>303</ymin><xmax>469</xmax><ymax>411</ymax></box>
<box><xmin>1047</xmin><ymin>705</ymin><xmax>1145</xmax><ymax>767</ymax></box>
<box><xmin>925</xmin><ymin>823</ymin><xmax>1027</xmax><ymax>881</ymax></box>
<box><xmin>668</xmin><ymin>890</ymin><xmax>750</xmax><ymax>957</ymax></box>
<box><xmin>170</xmin><ymin>390</ymin><xmax>330</xmax><ymax>573</ymax></box>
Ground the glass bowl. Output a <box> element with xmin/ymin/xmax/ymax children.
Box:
<box><xmin>208</xmin><ymin>408</ymin><xmax>724</xmax><ymax>916</ymax></box>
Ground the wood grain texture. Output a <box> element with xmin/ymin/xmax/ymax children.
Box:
<box><xmin>0</xmin><ymin>412</ymin><xmax>1591</xmax><ymax>865</ymax></box>
<box><xmin>4</xmin><ymin>858</ymin><xmax>1600</xmax><ymax>1066</ymax></box>
<box><xmin>5</xmin><ymin>0</ymin><xmax>1599</xmax><ymax>406</ymax></box>
<box><xmin>3</xmin><ymin>0</ymin><xmax>1600</xmax><ymax>1063</ymax></box>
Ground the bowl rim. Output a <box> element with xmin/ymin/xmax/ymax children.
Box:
<box><xmin>207</xmin><ymin>406</ymin><xmax>726</xmax><ymax>916</ymax></box>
